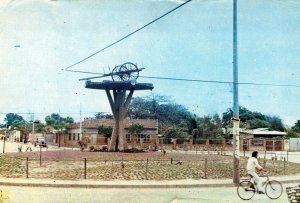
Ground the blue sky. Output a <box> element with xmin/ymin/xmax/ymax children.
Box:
<box><xmin>0</xmin><ymin>0</ymin><xmax>300</xmax><ymax>126</ymax></box>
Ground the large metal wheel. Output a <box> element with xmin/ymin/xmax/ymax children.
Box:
<box><xmin>123</xmin><ymin>62</ymin><xmax>139</xmax><ymax>81</ymax></box>
<box><xmin>237</xmin><ymin>181</ymin><xmax>255</xmax><ymax>200</ymax></box>
<box><xmin>111</xmin><ymin>62</ymin><xmax>140</xmax><ymax>82</ymax></box>
<box><xmin>111</xmin><ymin>65</ymin><xmax>128</xmax><ymax>81</ymax></box>
<box><xmin>265</xmin><ymin>180</ymin><xmax>283</xmax><ymax>199</ymax></box>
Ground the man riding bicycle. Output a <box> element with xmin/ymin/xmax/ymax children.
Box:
<box><xmin>247</xmin><ymin>151</ymin><xmax>265</xmax><ymax>194</ymax></box>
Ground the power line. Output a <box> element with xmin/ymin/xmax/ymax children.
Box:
<box><xmin>64</xmin><ymin>0</ymin><xmax>192</xmax><ymax>70</ymax></box>
<box><xmin>139</xmin><ymin>75</ymin><xmax>300</xmax><ymax>87</ymax></box>
<box><xmin>64</xmin><ymin>67</ymin><xmax>300</xmax><ymax>88</ymax></box>
<box><xmin>70</xmin><ymin>70</ymin><xmax>300</xmax><ymax>88</ymax></box>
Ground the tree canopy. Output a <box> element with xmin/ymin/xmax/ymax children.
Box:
<box><xmin>4</xmin><ymin>113</ymin><xmax>25</xmax><ymax>128</ymax></box>
<box><xmin>222</xmin><ymin>106</ymin><xmax>285</xmax><ymax>131</ymax></box>
<box><xmin>292</xmin><ymin>120</ymin><xmax>300</xmax><ymax>132</ymax></box>
<box><xmin>45</xmin><ymin>113</ymin><xmax>74</xmax><ymax>130</ymax></box>
<box><xmin>127</xmin><ymin>95</ymin><xmax>195</xmax><ymax>136</ymax></box>
<box><xmin>128</xmin><ymin>123</ymin><xmax>144</xmax><ymax>135</ymax></box>
<box><xmin>97</xmin><ymin>125</ymin><xmax>113</xmax><ymax>138</ymax></box>
<box><xmin>95</xmin><ymin>112</ymin><xmax>113</xmax><ymax>119</ymax></box>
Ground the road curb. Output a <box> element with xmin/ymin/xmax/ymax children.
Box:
<box><xmin>1</xmin><ymin>178</ymin><xmax>299</xmax><ymax>189</ymax></box>
<box><xmin>0</xmin><ymin>181</ymin><xmax>234</xmax><ymax>188</ymax></box>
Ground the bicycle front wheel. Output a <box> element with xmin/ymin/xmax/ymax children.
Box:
<box><xmin>237</xmin><ymin>181</ymin><xmax>255</xmax><ymax>200</ymax></box>
<box><xmin>265</xmin><ymin>180</ymin><xmax>283</xmax><ymax>199</ymax></box>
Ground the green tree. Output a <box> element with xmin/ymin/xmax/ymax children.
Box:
<box><xmin>127</xmin><ymin>95</ymin><xmax>193</xmax><ymax>136</ymax></box>
<box><xmin>4</xmin><ymin>113</ymin><xmax>24</xmax><ymax>127</ymax></box>
<box><xmin>247</xmin><ymin>119</ymin><xmax>270</xmax><ymax>129</ymax></box>
<box><xmin>266</xmin><ymin>116</ymin><xmax>285</xmax><ymax>131</ymax></box>
<box><xmin>292</xmin><ymin>120</ymin><xmax>300</xmax><ymax>132</ymax></box>
<box><xmin>164</xmin><ymin>126</ymin><xmax>188</xmax><ymax>140</ymax></box>
<box><xmin>97</xmin><ymin>125</ymin><xmax>113</xmax><ymax>138</ymax></box>
<box><xmin>198</xmin><ymin>114</ymin><xmax>223</xmax><ymax>140</ymax></box>
<box><xmin>45</xmin><ymin>114</ymin><xmax>74</xmax><ymax>130</ymax></box>
<box><xmin>34</xmin><ymin>122</ymin><xmax>46</xmax><ymax>133</ymax></box>
<box><xmin>285</xmin><ymin>129</ymin><xmax>300</xmax><ymax>139</ymax></box>
<box><xmin>128</xmin><ymin>123</ymin><xmax>144</xmax><ymax>136</ymax></box>
<box><xmin>95</xmin><ymin>112</ymin><xmax>113</xmax><ymax>119</ymax></box>
<box><xmin>222</xmin><ymin>106</ymin><xmax>285</xmax><ymax>131</ymax></box>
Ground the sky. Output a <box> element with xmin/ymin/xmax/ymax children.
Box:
<box><xmin>0</xmin><ymin>0</ymin><xmax>300</xmax><ymax>126</ymax></box>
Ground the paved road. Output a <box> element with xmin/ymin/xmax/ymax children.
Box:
<box><xmin>167</xmin><ymin>149</ymin><xmax>300</xmax><ymax>163</ymax></box>
<box><xmin>0</xmin><ymin>183</ymin><xmax>292</xmax><ymax>203</ymax></box>
<box><xmin>0</xmin><ymin>140</ymin><xmax>77</xmax><ymax>153</ymax></box>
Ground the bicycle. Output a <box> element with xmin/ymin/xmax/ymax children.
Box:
<box><xmin>237</xmin><ymin>173</ymin><xmax>283</xmax><ymax>200</ymax></box>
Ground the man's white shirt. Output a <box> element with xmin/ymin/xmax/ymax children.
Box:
<box><xmin>247</xmin><ymin>157</ymin><xmax>262</xmax><ymax>171</ymax></box>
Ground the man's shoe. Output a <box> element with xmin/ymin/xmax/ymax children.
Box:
<box><xmin>258</xmin><ymin>191</ymin><xmax>265</xmax><ymax>194</ymax></box>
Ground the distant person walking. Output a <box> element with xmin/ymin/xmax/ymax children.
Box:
<box><xmin>247</xmin><ymin>151</ymin><xmax>265</xmax><ymax>194</ymax></box>
<box><xmin>26</xmin><ymin>141</ymin><xmax>32</xmax><ymax>152</ymax></box>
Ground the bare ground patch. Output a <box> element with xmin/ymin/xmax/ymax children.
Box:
<box><xmin>0</xmin><ymin>150</ymin><xmax>299</xmax><ymax>180</ymax></box>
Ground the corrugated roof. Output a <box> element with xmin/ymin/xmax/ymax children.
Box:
<box><xmin>243</xmin><ymin>128</ymin><xmax>286</xmax><ymax>135</ymax></box>
<box><xmin>67</xmin><ymin>119</ymin><xmax>157</xmax><ymax>129</ymax></box>
<box><xmin>224</xmin><ymin>128</ymin><xmax>286</xmax><ymax>136</ymax></box>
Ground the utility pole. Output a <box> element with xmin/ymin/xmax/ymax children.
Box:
<box><xmin>79</xmin><ymin>103</ymin><xmax>82</xmax><ymax>140</ymax></box>
<box><xmin>3</xmin><ymin>122</ymin><xmax>7</xmax><ymax>153</ymax></box>
<box><xmin>32</xmin><ymin>114</ymin><xmax>35</xmax><ymax>143</ymax></box>
<box><xmin>232</xmin><ymin>0</ymin><xmax>240</xmax><ymax>185</ymax></box>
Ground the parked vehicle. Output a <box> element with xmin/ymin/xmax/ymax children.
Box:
<box><xmin>34</xmin><ymin>137</ymin><xmax>47</xmax><ymax>147</ymax></box>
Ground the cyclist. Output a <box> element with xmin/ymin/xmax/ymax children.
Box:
<box><xmin>247</xmin><ymin>151</ymin><xmax>265</xmax><ymax>194</ymax></box>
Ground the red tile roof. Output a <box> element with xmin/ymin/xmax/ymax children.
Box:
<box><xmin>67</xmin><ymin>119</ymin><xmax>157</xmax><ymax>129</ymax></box>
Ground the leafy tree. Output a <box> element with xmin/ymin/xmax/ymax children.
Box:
<box><xmin>4</xmin><ymin>113</ymin><xmax>24</xmax><ymax>127</ymax></box>
<box><xmin>95</xmin><ymin>112</ymin><xmax>113</xmax><ymax>119</ymax></box>
<box><xmin>198</xmin><ymin>114</ymin><xmax>223</xmax><ymax>140</ymax></box>
<box><xmin>127</xmin><ymin>95</ymin><xmax>193</xmax><ymax>136</ymax></box>
<box><xmin>266</xmin><ymin>116</ymin><xmax>285</xmax><ymax>131</ymax></box>
<box><xmin>127</xmin><ymin>123</ymin><xmax>144</xmax><ymax>136</ymax></box>
<box><xmin>247</xmin><ymin>119</ymin><xmax>270</xmax><ymax>129</ymax></box>
<box><xmin>45</xmin><ymin>113</ymin><xmax>74</xmax><ymax>130</ymax></box>
<box><xmin>19</xmin><ymin>122</ymin><xmax>33</xmax><ymax>136</ymax></box>
<box><xmin>285</xmin><ymin>129</ymin><xmax>300</xmax><ymax>139</ymax></box>
<box><xmin>34</xmin><ymin>122</ymin><xmax>46</xmax><ymax>133</ymax></box>
<box><xmin>292</xmin><ymin>120</ymin><xmax>300</xmax><ymax>132</ymax></box>
<box><xmin>222</xmin><ymin>106</ymin><xmax>285</xmax><ymax>131</ymax></box>
<box><xmin>164</xmin><ymin>126</ymin><xmax>188</xmax><ymax>140</ymax></box>
<box><xmin>64</xmin><ymin>116</ymin><xmax>75</xmax><ymax>124</ymax></box>
<box><xmin>97</xmin><ymin>125</ymin><xmax>113</xmax><ymax>138</ymax></box>
<box><xmin>128</xmin><ymin>95</ymin><xmax>191</xmax><ymax>122</ymax></box>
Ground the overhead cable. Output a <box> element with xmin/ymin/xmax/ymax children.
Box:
<box><xmin>64</xmin><ymin>0</ymin><xmax>192</xmax><ymax>70</ymax></box>
<box><xmin>139</xmin><ymin>75</ymin><xmax>300</xmax><ymax>87</ymax></box>
<box><xmin>70</xmin><ymin>70</ymin><xmax>300</xmax><ymax>88</ymax></box>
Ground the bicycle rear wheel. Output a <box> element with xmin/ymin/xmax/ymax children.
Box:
<box><xmin>265</xmin><ymin>180</ymin><xmax>283</xmax><ymax>199</ymax></box>
<box><xmin>237</xmin><ymin>181</ymin><xmax>255</xmax><ymax>200</ymax></box>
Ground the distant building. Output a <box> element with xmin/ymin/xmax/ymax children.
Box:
<box><xmin>241</xmin><ymin>128</ymin><xmax>286</xmax><ymax>139</ymax></box>
<box><xmin>8</xmin><ymin>130</ymin><xmax>21</xmax><ymax>142</ymax></box>
<box><xmin>0</xmin><ymin>128</ymin><xmax>6</xmax><ymax>140</ymax></box>
<box><xmin>224</xmin><ymin>128</ymin><xmax>286</xmax><ymax>139</ymax></box>
<box><xmin>62</xmin><ymin>118</ymin><xmax>158</xmax><ymax>147</ymax></box>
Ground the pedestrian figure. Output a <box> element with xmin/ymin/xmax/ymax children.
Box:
<box><xmin>78</xmin><ymin>140</ymin><xmax>85</xmax><ymax>152</ymax></box>
<box><xmin>26</xmin><ymin>141</ymin><xmax>32</xmax><ymax>152</ymax></box>
<box><xmin>18</xmin><ymin>144</ymin><xmax>22</xmax><ymax>152</ymax></box>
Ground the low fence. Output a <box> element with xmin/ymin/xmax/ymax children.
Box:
<box><xmin>61</xmin><ymin>138</ymin><xmax>286</xmax><ymax>152</ymax></box>
<box><xmin>18</xmin><ymin>157</ymin><xmax>210</xmax><ymax>180</ymax></box>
